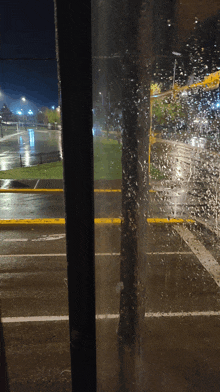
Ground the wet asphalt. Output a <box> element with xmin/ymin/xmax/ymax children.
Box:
<box><xmin>2</xmin><ymin>140</ymin><xmax>220</xmax><ymax>390</ymax></box>
<box><xmin>0</xmin><ymin>128</ymin><xmax>62</xmax><ymax>170</ymax></box>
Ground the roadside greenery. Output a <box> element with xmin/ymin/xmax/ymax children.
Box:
<box><xmin>151</xmin><ymin>83</ymin><xmax>185</xmax><ymax>127</ymax></box>
<box><xmin>0</xmin><ymin>161</ymin><xmax>63</xmax><ymax>179</ymax></box>
<box><xmin>94</xmin><ymin>137</ymin><xmax>122</xmax><ymax>180</ymax></box>
<box><xmin>45</xmin><ymin>108</ymin><xmax>61</xmax><ymax>125</ymax></box>
<box><xmin>152</xmin><ymin>97</ymin><xmax>184</xmax><ymax>126</ymax></box>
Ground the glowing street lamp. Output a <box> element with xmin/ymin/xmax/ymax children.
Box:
<box><xmin>21</xmin><ymin>97</ymin><xmax>26</xmax><ymax>102</ymax></box>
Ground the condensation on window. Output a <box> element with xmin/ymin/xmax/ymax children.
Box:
<box><xmin>93</xmin><ymin>1</ymin><xmax>220</xmax><ymax>390</ymax></box>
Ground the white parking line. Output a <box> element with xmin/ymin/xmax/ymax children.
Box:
<box><xmin>34</xmin><ymin>179</ymin><xmax>40</xmax><ymax>189</ymax></box>
<box><xmin>3</xmin><ymin>310</ymin><xmax>220</xmax><ymax>323</ymax></box>
<box><xmin>2</xmin><ymin>316</ymin><xmax>69</xmax><ymax>323</ymax></box>
<box><xmin>175</xmin><ymin>225</ymin><xmax>220</xmax><ymax>287</ymax></box>
<box><xmin>3</xmin><ymin>239</ymin><xmax>28</xmax><ymax>242</ymax></box>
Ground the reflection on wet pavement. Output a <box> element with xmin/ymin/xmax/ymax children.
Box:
<box><xmin>0</xmin><ymin>128</ymin><xmax>63</xmax><ymax>170</ymax></box>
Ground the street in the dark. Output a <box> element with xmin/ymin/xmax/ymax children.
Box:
<box><xmin>1</xmin><ymin>161</ymin><xmax>220</xmax><ymax>389</ymax></box>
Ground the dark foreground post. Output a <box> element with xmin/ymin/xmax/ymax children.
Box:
<box><xmin>117</xmin><ymin>1</ymin><xmax>152</xmax><ymax>391</ymax></box>
<box><xmin>54</xmin><ymin>1</ymin><xmax>96</xmax><ymax>391</ymax></box>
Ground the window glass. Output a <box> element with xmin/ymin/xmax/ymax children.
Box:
<box><xmin>93</xmin><ymin>1</ymin><xmax>220</xmax><ymax>390</ymax></box>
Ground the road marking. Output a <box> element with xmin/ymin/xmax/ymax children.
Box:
<box><xmin>0</xmin><ymin>189</ymin><xmax>63</xmax><ymax>193</ymax></box>
<box><xmin>0</xmin><ymin>218</ymin><xmax>65</xmax><ymax>225</ymax></box>
<box><xmin>3</xmin><ymin>239</ymin><xmax>28</xmax><ymax>242</ymax></box>
<box><xmin>0</xmin><ymin>188</ymin><xmax>155</xmax><ymax>193</ymax></box>
<box><xmin>3</xmin><ymin>310</ymin><xmax>220</xmax><ymax>323</ymax></box>
<box><xmin>95</xmin><ymin>218</ymin><xmax>195</xmax><ymax>224</ymax></box>
<box><xmin>3</xmin><ymin>234</ymin><xmax>66</xmax><ymax>242</ymax></box>
<box><xmin>94</xmin><ymin>189</ymin><xmax>155</xmax><ymax>193</ymax></box>
<box><xmin>32</xmin><ymin>234</ymin><xmax>66</xmax><ymax>241</ymax></box>
<box><xmin>195</xmin><ymin>217</ymin><xmax>220</xmax><ymax>238</ymax></box>
<box><xmin>0</xmin><ymin>218</ymin><xmax>195</xmax><ymax>225</ymax></box>
<box><xmin>2</xmin><ymin>316</ymin><xmax>69</xmax><ymax>323</ymax></box>
<box><xmin>175</xmin><ymin>225</ymin><xmax>220</xmax><ymax>287</ymax></box>
<box><xmin>94</xmin><ymin>189</ymin><xmax>121</xmax><ymax>192</ymax></box>
<box><xmin>34</xmin><ymin>179</ymin><xmax>40</xmax><ymax>189</ymax></box>
<box><xmin>148</xmin><ymin>218</ymin><xmax>195</xmax><ymax>224</ymax></box>
<box><xmin>95</xmin><ymin>218</ymin><xmax>122</xmax><ymax>225</ymax></box>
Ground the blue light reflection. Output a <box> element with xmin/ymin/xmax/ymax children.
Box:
<box><xmin>28</xmin><ymin>129</ymin><xmax>35</xmax><ymax>147</ymax></box>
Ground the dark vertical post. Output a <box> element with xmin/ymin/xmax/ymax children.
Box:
<box><xmin>54</xmin><ymin>1</ymin><xmax>96</xmax><ymax>391</ymax></box>
<box><xmin>20</xmin><ymin>154</ymin><xmax>22</xmax><ymax>167</ymax></box>
<box><xmin>117</xmin><ymin>1</ymin><xmax>152</xmax><ymax>390</ymax></box>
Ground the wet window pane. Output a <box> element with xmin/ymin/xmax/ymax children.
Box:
<box><xmin>93</xmin><ymin>1</ymin><xmax>220</xmax><ymax>390</ymax></box>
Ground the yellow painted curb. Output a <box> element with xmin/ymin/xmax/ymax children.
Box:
<box><xmin>95</xmin><ymin>218</ymin><xmax>195</xmax><ymax>224</ymax></box>
<box><xmin>0</xmin><ymin>219</ymin><xmax>65</xmax><ymax>225</ymax></box>
<box><xmin>0</xmin><ymin>188</ymin><xmax>156</xmax><ymax>194</ymax></box>
<box><xmin>94</xmin><ymin>189</ymin><xmax>155</xmax><ymax>193</ymax></box>
<box><xmin>147</xmin><ymin>218</ymin><xmax>195</xmax><ymax>224</ymax></box>
<box><xmin>0</xmin><ymin>217</ymin><xmax>195</xmax><ymax>225</ymax></box>
<box><xmin>95</xmin><ymin>218</ymin><xmax>122</xmax><ymax>225</ymax></box>
<box><xmin>0</xmin><ymin>189</ymin><xmax>63</xmax><ymax>193</ymax></box>
<box><xmin>94</xmin><ymin>189</ymin><xmax>121</xmax><ymax>193</ymax></box>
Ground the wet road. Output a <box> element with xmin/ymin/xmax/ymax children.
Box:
<box><xmin>0</xmin><ymin>226</ymin><xmax>71</xmax><ymax>391</ymax></box>
<box><xmin>96</xmin><ymin>222</ymin><xmax>220</xmax><ymax>391</ymax></box>
<box><xmin>1</xmin><ymin>179</ymin><xmax>220</xmax><ymax>390</ymax></box>
<box><xmin>0</xmin><ymin>193</ymin><xmax>65</xmax><ymax>220</ymax></box>
<box><xmin>2</xmin><ymin>146</ymin><xmax>220</xmax><ymax>390</ymax></box>
<box><xmin>3</xmin><ymin>216</ymin><xmax>220</xmax><ymax>391</ymax></box>
<box><xmin>0</xmin><ymin>128</ymin><xmax>62</xmax><ymax>170</ymax></box>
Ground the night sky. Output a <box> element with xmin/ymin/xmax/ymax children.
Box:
<box><xmin>0</xmin><ymin>0</ymin><xmax>57</xmax><ymax>109</ymax></box>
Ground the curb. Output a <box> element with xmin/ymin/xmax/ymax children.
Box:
<box><xmin>0</xmin><ymin>218</ymin><xmax>195</xmax><ymax>225</ymax></box>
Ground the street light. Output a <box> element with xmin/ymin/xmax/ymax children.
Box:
<box><xmin>21</xmin><ymin>97</ymin><xmax>26</xmax><ymax>102</ymax></box>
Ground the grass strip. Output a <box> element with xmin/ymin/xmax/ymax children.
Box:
<box><xmin>0</xmin><ymin>161</ymin><xmax>63</xmax><ymax>179</ymax></box>
<box><xmin>0</xmin><ymin>137</ymin><xmax>165</xmax><ymax>180</ymax></box>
